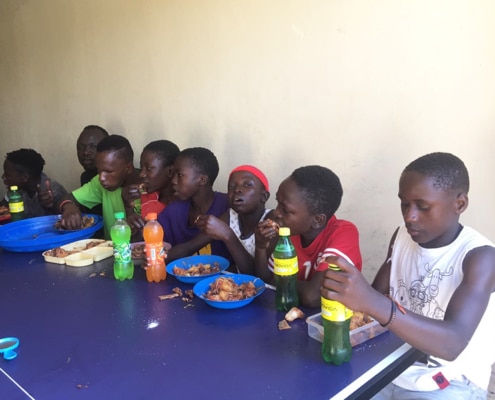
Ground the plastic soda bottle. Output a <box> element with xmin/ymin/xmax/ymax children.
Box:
<box><xmin>110</xmin><ymin>212</ymin><xmax>134</xmax><ymax>281</ymax></box>
<box><xmin>8</xmin><ymin>186</ymin><xmax>24</xmax><ymax>221</ymax></box>
<box><xmin>143</xmin><ymin>212</ymin><xmax>166</xmax><ymax>283</ymax></box>
<box><xmin>273</xmin><ymin>227</ymin><xmax>299</xmax><ymax>311</ymax></box>
<box><xmin>321</xmin><ymin>264</ymin><xmax>353</xmax><ymax>365</ymax></box>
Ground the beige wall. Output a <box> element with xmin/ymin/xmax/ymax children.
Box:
<box><xmin>1</xmin><ymin>0</ymin><xmax>494</xmax><ymax>281</ymax></box>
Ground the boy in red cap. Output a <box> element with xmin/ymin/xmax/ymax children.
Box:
<box><xmin>168</xmin><ymin>164</ymin><xmax>275</xmax><ymax>274</ymax></box>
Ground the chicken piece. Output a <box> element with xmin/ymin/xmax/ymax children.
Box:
<box><xmin>284</xmin><ymin>307</ymin><xmax>305</xmax><ymax>322</ymax></box>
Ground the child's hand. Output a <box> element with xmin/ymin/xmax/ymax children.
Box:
<box><xmin>61</xmin><ymin>202</ymin><xmax>82</xmax><ymax>230</ymax></box>
<box><xmin>255</xmin><ymin>219</ymin><xmax>279</xmax><ymax>249</ymax></box>
<box><xmin>122</xmin><ymin>184</ymin><xmax>142</xmax><ymax>207</ymax></box>
<box><xmin>321</xmin><ymin>255</ymin><xmax>374</xmax><ymax>313</ymax></box>
<box><xmin>38</xmin><ymin>180</ymin><xmax>54</xmax><ymax>209</ymax></box>
<box><xmin>127</xmin><ymin>212</ymin><xmax>145</xmax><ymax>234</ymax></box>
<box><xmin>195</xmin><ymin>215</ymin><xmax>230</xmax><ymax>241</ymax></box>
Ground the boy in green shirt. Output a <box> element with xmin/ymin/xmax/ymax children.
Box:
<box><xmin>60</xmin><ymin>135</ymin><xmax>140</xmax><ymax>239</ymax></box>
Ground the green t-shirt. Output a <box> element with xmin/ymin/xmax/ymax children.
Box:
<box><xmin>72</xmin><ymin>176</ymin><xmax>125</xmax><ymax>239</ymax></box>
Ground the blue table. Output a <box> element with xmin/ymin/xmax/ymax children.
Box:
<box><xmin>0</xmin><ymin>250</ymin><xmax>422</xmax><ymax>399</ymax></box>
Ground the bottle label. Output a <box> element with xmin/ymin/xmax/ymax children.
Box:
<box><xmin>321</xmin><ymin>297</ymin><xmax>353</xmax><ymax>322</ymax></box>
<box><xmin>113</xmin><ymin>243</ymin><xmax>132</xmax><ymax>263</ymax></box>
<box><xmin>9</xmin><ymin>202</ymin><xmax>24</xmax><ymax>213</ymax></box>
<box><xmin>273</xmin><ymin>256</ymin><xmax>298</xmax><ymax>276</ymax></box>
<box><xmin>145</xmin><ymin>243</ymin><xmax>164</xmax><ymax>263</ymax></box>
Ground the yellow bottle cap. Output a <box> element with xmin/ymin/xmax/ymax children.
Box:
<box><xmin>10</xmin><ymin>186</ymin><xmax>18</xmax><ymax>191</ymax></box>
<box><xmin>279</xmin><ymin>227</ymin><xmax>291</xmax><ymax>236</ymax></box>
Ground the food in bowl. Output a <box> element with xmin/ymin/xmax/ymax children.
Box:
<box><xmin>44</xmin><ymin>240</ymin><xmax>103</xmax><ymax>257</ymax></box>
<box><xmin>204</xmin><ymin>276</ymin><xmax>258</xmax><ymax>301</ymax></box>
<box><xmin>173</xmin><ymin>262</ymin><xmax>221</xmax><ymax>277</ymax></box>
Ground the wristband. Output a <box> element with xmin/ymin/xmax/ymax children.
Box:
<box><xmin>59</xmin><ymin>199</ymin><xmax>74</xmax><ymax>213</ymax></box>
<box><xmin>380</xmin><ymin>297</ymin><xmax>397</xmax><ymax>328</ymax></box>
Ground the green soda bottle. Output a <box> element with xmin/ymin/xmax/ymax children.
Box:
<box><xmin>273</xmin><ymin>227</ymin><xmax>299</xmax><ymax>311</ymax></box>
<box><xmin>321</xmin><ymin>264</ymin><xmax>353</xmax><ymax>365</ymax></box>
<box><xmin>110</xmin><ymin>212</ymin><xmax>134</xmax><ymax>281</ymax></box>
<box><xmin>8</xmin><ymin>186</ymin><xmax>24</xmax><ymax>221</ymax></box>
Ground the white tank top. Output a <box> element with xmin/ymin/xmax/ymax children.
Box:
<box><xmin>390</xmin><ymin>224</ymin><xmax>495</xmax><ymax>390</ymax></box>
<box><xmin>229</xmin><ymin>208</ymin><xmax>271</xmax><ymax>256</ymax></box>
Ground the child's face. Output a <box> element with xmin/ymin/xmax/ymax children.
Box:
<box><xmin>399</xmin><ymin>170</ymin><xmax>463</xmax><ymax>248</ymax></box>
<box><xmin>227</xmin><ymin>171</ymin><xmax>267</xmax><ymax>214</ymax></box>
<box><xmin>77</xmin><ymin>129</ymin><xmax>107</xmax><ymax>171</ymax></box>
<box><xmin>171</xmin><ymin>156</ymin><xmax>203</xmax><ymax>200</ymax></box>
<box><xmin>2</xmin><ymin>160</ymin><xmax>26</xmax><ymax>189</ymax></box>
<box><xmin>96</xmin><ymin>151</ymin><xmax>132</xmax><ymax>192</ymax></box>
<box><xmin>274</xmin><ymin>177</ymin><xmax>314</xmax><ymax>236</ymax></box>
<box><xmin>139</xmin><ymin>150</ymin><xmax>172</xmax><ymax>193</ymax></box>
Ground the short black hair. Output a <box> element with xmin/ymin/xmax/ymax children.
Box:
<box><xmin>403</xmin><ymin>152</ymin><xmax>469</xmax><ymax>193</ymax></box>
<box><xmin>82</xmin><ymin>125</ymin><xmax>109</xmax><ymax>137</ymax></box>
<box><xmin>143</xmin><ymin>140</ymin><xmax>180</xmax><ymax>166</ymax></box>
<box><xmin>5</xmin><ymin>148</ymin><xmax>45</xmax><ymax>180</ymax></box>
<box><xmin>290</xmin><ymin>165</ymin><xmax>343</xmax><ymax>218</ymax></box>
<box><xmin>178</xmin><ymin>147</ymin><xmax>219</xmax><ymax>185</ymax></box>
<box><xmin>96</xmin><ymin>134</ymin><xmax>134</xmax><ymax>163</ymax></box>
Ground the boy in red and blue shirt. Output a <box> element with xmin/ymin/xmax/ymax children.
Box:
<box><xmin>255</xmin><ymin>165</ymin><xmax>362</xmax><ymax>308</ymax></box>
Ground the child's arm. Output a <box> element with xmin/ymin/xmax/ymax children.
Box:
<box><xmin>166</xmin><ymin>232</ymin><xmax>212</xmax><ymax>262</ymax></box>
<box><xmin>196</xmin><ymin>213</ymin><xmax>255</xmax><ymax>274</ymax></box>
<box><xmin>253</xmin><ymin>219</ymin><xmax>278</xmax><ymax>283</ymax></box>
<box><xmin>322</xmin><ymin>245</ymin><xmax>495</xmax><ymax>361</ymax></box>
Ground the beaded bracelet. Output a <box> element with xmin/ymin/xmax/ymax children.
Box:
<box><xmin>380</xmin><ymin>297</ymin><xmax>397</xmax><ymax>328</ymax></box>
<box><xmin>59</xmin><ymin>199</ymin><xmax>74</xmax><ymax>213</ymax></box>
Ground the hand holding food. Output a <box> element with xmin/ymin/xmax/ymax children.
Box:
<box><xmin>61</xmin><ymin>201</ymin><xmax>83</xmax><ymax>230</ymax></box>
<box><xmin>255</xmin><ymin>219</ymin><xmax>280</xmax><ymax>250</ymax></box>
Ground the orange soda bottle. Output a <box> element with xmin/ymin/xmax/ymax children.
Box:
<box><xmin>143</xmin><ymin>212</ymin><xmax>166</xmax><ymax>283</ymax></box>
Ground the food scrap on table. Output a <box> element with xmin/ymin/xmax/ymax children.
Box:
<box><xmin>158</xmin><ymin>287</ymin><xmax>183</xmax><ymax>301</ymax></box>
<box><xmin>278</xmin><ymin>320</ymin><xmax>291</xmax><ymax>330</ymax></box>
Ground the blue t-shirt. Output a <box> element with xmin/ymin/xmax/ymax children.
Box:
<box><xmin>157</xmin><ymin>192</ymin><xmax>230</xmax><ymax>259</ymax></box>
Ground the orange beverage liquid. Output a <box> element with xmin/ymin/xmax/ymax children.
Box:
<box><xmin>143</xmin><ymin>213</ymin><xmax>166</xmax><ymax>283</ymax></box>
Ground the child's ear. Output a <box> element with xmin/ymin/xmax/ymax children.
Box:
<box><xmin>198</xmin><ymin>174</ymin><xmax>209</xmax><ymax>186</ymax></box>
<box><xmin>261</xmin><ymin>190</ymin><xmax>270</xmax><ymax>204</ymax></box>
<box><xmin>312</xmin><ymin>213</ymin><xmax>327</xmax><ymax>229</ymax></box>
<box><xmin>455</xmin><ymin>192</ymin><xmax>469</xmax><ymax>214</ymax></box>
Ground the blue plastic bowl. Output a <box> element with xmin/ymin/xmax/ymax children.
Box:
<box><xmin>193</xmin><ymin>274</ymin><xmax>266</xmax><ymax>309</ymax></box>
<box><xmin>0</xmin><ymin>214</ymin><xmax>103</xmax><ymax>252</ymax></box>
<box><xmin>166</xmin><ymin>255</ymin><xmax>230</xmax><ymax>284</ymax></box>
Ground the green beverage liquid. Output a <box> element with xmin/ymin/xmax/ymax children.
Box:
<box><xmin>111</xmin><ymin>212</ymin><xmax>134</xmax><ymax>281</ymax></box>
<box><xmin>273</xmin><ymin>227</ymin><xmax>299</xmax><ymax>311</ymax></box>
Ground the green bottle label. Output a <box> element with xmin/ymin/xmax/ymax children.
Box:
<box><xmin>321</xmin><ymin>297</ymin><xmax>353</xmax><ymax>322</ymax></box>
<box><xmin>9</xmin><ymin>202</ymin><xmax>24</xmax><ymax>213</ymax></box>
<box><xmin>273</xmin><ymin>256</ymin><xmax>298</xmax><ymax>276</ymax></box>
<box><xmin>113</xmin><ymin>243</ymin><xmax>132</xmax><ymax>263</ymax></box>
